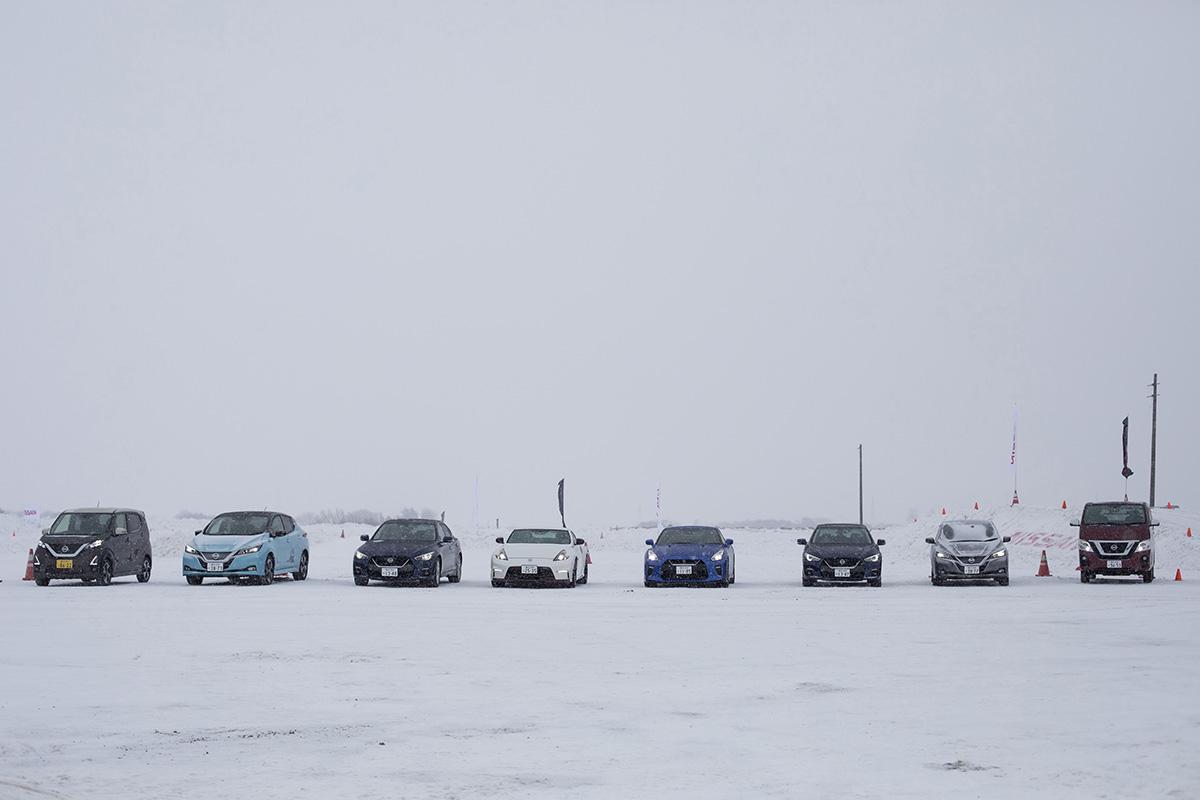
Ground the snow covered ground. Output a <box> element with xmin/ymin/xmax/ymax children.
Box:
<box><xmin>2</xmin><ymin>506</ymin><xmax>1198</xmax><ymax>798</ymax></box>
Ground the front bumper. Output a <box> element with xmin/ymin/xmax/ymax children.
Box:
<box><xmin>33</xmin><ymin>548</ymin><xmax>104</xmax><ymax>580</ymax></box>
<box><xmin>645</xmin><ymin>558</ymin><xmax>727</xmax><ymax>584</ymax></box>
<box><xmin>493</xmin><ymin>559</ymin><xmax>573</xmax><ymax>584</ymax></box>
<box><xmin>934</xmin><ymin>556</ymin><xmax>1007</xmax><ymax>581</ymax></box>
<box><xmin>182</xmin><ymin>551</ymin><xmax>264</xmax><ymax>578</ymax></box>
<box><xmin>804</xmin><ymin>559</ymin><xmax>881</xmax><ymax>584</ymax></box>
<box><xmin>1080</xmin><ymin>551</ymin><xmax>1152</xmax><ymax>576</ymax></box>
<box><xmin>354</xmin><ymin>556</ymin><xmax>438</xmax><ymax>582</ymax></box>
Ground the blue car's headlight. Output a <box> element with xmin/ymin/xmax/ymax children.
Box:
<box><xmin>863</xmin><ymin>553</ymin><xmax>880</xmax><ymax>563</ymax></box>
<box><xmin>416</xmin><ymin>552</ymin><xmax>435</xmax><ymax>562</ymax></box>
<box><xmin>234</xmin><ymin>545</ymin><xmax>262</xmax><ymax>557</ymax></box>
<box><xmin>711</xmin><ymin>550</ymin><xmax>724</xmax><ymax>561</ymax></box>
<box><xmin>646</xmin><ymin>550</ymin><xmax>659</xmax><ymax>561</ymax></box>
<box><xmin>989</xmin><ymin>549</ymin><xmax>1007</xmax><ymax>559</ymax></box>
<box><xmin>184</xmin><ymin>545</ymin><xmax>199</xmax><ymax>555</ymax></box>
<box><xmin>935</xmin><ymin>551</ymin><xmax>951</xmax><ymax>559</ymax></box>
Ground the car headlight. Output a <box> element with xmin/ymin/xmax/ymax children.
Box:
<box><xmin>1078</xmin><ymin>540</ymin><xmax>1092</xmax><ymax>552</ymax></box>
<box><xmin>234</xmin><ymin>545</ymin><xmax>262</xmax><ymax>557</ymax></box>
<box><xmin>184</xmin><ymin>544</ymin><xmax>199</xmax><ymax>555</ymax></box>
<box><xmin>989</xmin><ymin>549</ymin><xmax>1007</xmax><ymax>559</ymax></box>
<box><xmin>803</xmin><ymin>552</ymin><xmax>820</xmax><ymax>562</ymax></box>
<box><xmin>354</xmin><ymin>550</ymin><xmax>366</xmax><ymax>560</ymax></box>
<box><xmin>416</xmin><ymin>551</ymin><xmax>435</xmax><ymax>561</ymax></box>
<box><xmin>1135</xmin><ymin>540</ymin><xmax>1152</xmax><ymax>552</ymax></box>
<box><xmin>863</xmin><ymin>553</ymin><xmax>880</xmax><ymax>563</ymax></box>
<box><xmin>935</xmin><ymin>551</ymin><xmax>951</xmax><ymax>559</ymax></box>
<box><xmin>495</xmin><ymin>549</ymin><xmax>508</xmax><ymax>561</ymax></box>
<box><xmin>646</xmin><ymin>550</ymin><xmax>659</xmax><ymax>561</ymax></box>
<box><xmin>552</xmin><ymin>550</ymin><xmax>567</xmax><ymax>562</ymax></box>
<box><xmin>89</xmin><ymin>539</ymin><xmax>104</xmax><ymax>549</ymax></box>
<box><xmin>711</xmin><ymin>550</ymin><xmax>724</xmax><ymax>561</ymax></box>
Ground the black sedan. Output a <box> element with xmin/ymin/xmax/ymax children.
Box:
<box><xmin>352</xmin><ymin>519</ymin><xmax>462</xmax><ymax>587</ymax></box>
<box><xmin>797</xmin><ymin>524</ymin><xmax>885</xmax><ymax>587</ymax></box>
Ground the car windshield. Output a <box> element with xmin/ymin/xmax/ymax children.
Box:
<box><xmin>938</xmin><ymin>522</ymin><xmax>998</xmax><ymax>542</ymax></box>
<box><xmin>507</xmin><ymin>529</ymin><xmax>572</xmax><ymax>545</ymax></box>
<box><xmin>811</xmin><ymin>526</ymin><xmax>874</xmax><ymax>546</ymax></box>
<box><xmin>204</xmin><ymin>513</ymin><xmax>271</xmax><ymax>536</ymax></box>
<box><xmin>49</xmin><ymin>513</ymin><xmax>112</xmax><ymax>536</ymax></box>
<box><xmin>1082</xmin><ymin>504</ymin><xmax>1147</xmax><ymax>525</ymax></box>
<box><xmin>373</xmin><ymin>521</ymin><xmax>438</xmax><ymax>542</ymax></box>
<box><xmin>657</xmin><ymin>527</ymin><xmax>724</xmax><ymax>546</ymax></box>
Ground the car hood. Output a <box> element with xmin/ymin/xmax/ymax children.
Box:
<box><xmin>649</xmin><ymin>543</ymin><xmax>725</xmax><ymax>559</ymax></box>
<box><xmin>498</xmin><ymin>542</ymin><xmax>573</xmax><ymax>560</ymax></box>
<box><xmin>357</xmin><ymin>540</ymin><xmax>440</xmax><ymax>558</ymax></box>
<box><xmin>191</xmin><ymin>533</ymin><xmax>266</xmax><ymax>554</ymax></box>
<box><xmin>806</xmin><ymin>544</ymin><xmax>878</xmax><ymax>561</ymax></box>
<box><xmin>936</xmin><ymin>540</ymin><xmax>1002</xmax><ymax>558</ymax></box>
<box><xmin>1079</xmin><ymin>525</ymin><xmax>1150</xmax><ymax>541</ymax></box>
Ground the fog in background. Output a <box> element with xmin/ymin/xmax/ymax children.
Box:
<box><xmin>2</xmin><ymin>2</ymin><xmax>1197</xmax><ymax>528</ymax></box>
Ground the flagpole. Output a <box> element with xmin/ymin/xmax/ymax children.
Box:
<box><xmin>1010</xmin><ymin>406</ymin><xmax>1019</xmax><ymax>506</ymax></box>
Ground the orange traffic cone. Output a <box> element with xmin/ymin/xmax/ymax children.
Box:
<box><xmin>1036</xmin><ymin>550</ymin><xmax>1051</xmax><ymax>577</ymax></box>
<box><xmin>340</xmin><ymin>529</ymin><xmax>345</xmax><ymax>539</ymax></box>
<box><xmin>941</xmin><ymin>507</ymin><xmax>947</xmax><ymax>516</ymax></box>
<box><xmin>586</xmin><ymin>552</ymin><xmax>593</xmax><ymax>565</ymax></box>
<box><xmin>22</xmin><ymin>549</ymin><xmax>35</xmax><ymax>581</ymax></box>
<box><xmin>1188</xmin><ymin>528</ymin><xmax>1193</xmax><ymax>538</ymax></box>
<box><xmin>1175</xmin><ymin>568</ymin><xmax>1183</xmax><ymax>581</ymax></box>
<box><xmin>1062</xmin><ymin>500</ymin><xmax>1068</xmax><ymax>509</ymax></box>
<box><xmin>974</xmin><ymin>501</ymin><xmax>980</xmax><ymax>510</ymax></box>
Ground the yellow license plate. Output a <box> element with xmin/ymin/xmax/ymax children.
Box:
<box><xmin>56</xmin><ymin>559</ymin><xmax>73</xmax><ymax>569</ymax></box>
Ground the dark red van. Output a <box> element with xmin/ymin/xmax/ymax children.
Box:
<box><xmin>1074</xmin><ymin>501</ymin><xmax>1157</xmax><ymax>583</ymax></box>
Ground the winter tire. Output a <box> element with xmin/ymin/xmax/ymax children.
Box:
<box><xmin>186</xmin><ymin>576</ymin><xmax>204</xmax><ymax>586</ymax></box>
<box><xmin>96</xmin><ymin>558</ymin><xmax>113</xmax><ymax>587</ymax></box>
<box><xmin>426</xmin><ymin>559</ymin><xmax>441</xmax><ymax>588</ymax></box>
<box><xmin>292</xmin><ymin>551</ymin><xmax>309</xmax><ymax>581</ymax></box>
<box><xmin>137</xmin><ymin>556</ymin><xmax>152</xmax><ymax>583</ymax></box>
<box><xmin>448</xmin><ymin>556</ymin><xmax>462</xmax><ymax>583</ymax></box>
<box><xmin>260</xmin><ymin>555</ymin><xmax>275</xmax><ymax>586</ymax></box>
<box><xmin>492</xmin><ymin>579</ymin><xmax>505</xmax><ymax>588</ymax></box>
<box><xmin>35</xmin><ymin>576</ymin><xmax>50</xmax><ymax>587</ymax></box>
<box><xmin>354</xmin><ymin>576</ymin><xmax>369</xmax><ymax>586</ymax></box>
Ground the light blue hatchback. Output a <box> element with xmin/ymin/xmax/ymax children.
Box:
<box><xmin>182</xmin><ymin>511</ymin><xmax>309</xmax><ymax>585</ymax></box>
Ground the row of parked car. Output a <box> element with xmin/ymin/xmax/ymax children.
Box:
<box><xmin>29</xmin><ymin>501</ymin><xmax>1159</xmax><ymax>587</ymax></box>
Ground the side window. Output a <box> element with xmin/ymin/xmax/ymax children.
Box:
<box><xmin>113</xmin><ymin>513</ymin><xmax>127</xmax><ymax>534</ymax></box>
<box><xmin>283</xmin><ymin>516</ymin><xmax>295</xmax><ymax>533</ymax></box>
<box><xmin>442</xmin><ymin>523</ymin><xmax>454</xmax><ymax>540</ymax></box>
<box><xmin>127</xmin><ymin>514</ymin><xmax>142</xmax><ymax>535</ymax></box>
<box><xmin>270</xmin><ymin>515</ymin><xmax>285</xmax><ymax>535</ymax></box>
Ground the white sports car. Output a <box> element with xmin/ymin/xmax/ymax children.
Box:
<box><xmin>491</xmin><ymin>528</ymin><xmax>590</xmax><ymax>587</ymax></box>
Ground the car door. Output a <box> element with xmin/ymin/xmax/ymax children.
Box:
<box><xmin>126</xmin><ymin>512</ymin><xmax>148</xmax><ymax>573</ymax></box>
<box><xmin>267</xmin><ymin>514</ymin><xmax>289</xmax><ymax>571</ymax></box>
<box><xmin>110</xmin><ymin>512</ymin><xmax>132</xmax><ymax>574</ymax></box>
<box><xmin>440</xmin><ymin>523</ymin><xmax>460</xmax><ymax>574</ymax></box>
<box><xmin>286</xmin><ymin>516</ymin><xmax>304</xmax><ymax>569</ymax></box>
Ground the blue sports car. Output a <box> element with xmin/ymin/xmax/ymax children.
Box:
<box><xmin>183</xmin><ymin>510</ymin><xmax>309</xmax><ymax>585</ymax></box>
<box><xmin>644</xmin><ymin>525</ymin><xmax>735</xmax><ymax>587</ymax></box>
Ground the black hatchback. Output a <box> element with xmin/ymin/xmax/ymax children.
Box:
<box><xmin>34</xmin><ymin>508</ymin><xmax>153</xmax><ymax>586</ymax></box>
<box><xmin>797</xmin><ymin>523</ymin><xmax>885</xmax><ymax>587</ymax></box>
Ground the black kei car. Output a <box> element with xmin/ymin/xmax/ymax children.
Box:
<box><xmin>34</xmin><ymin>508</ymin><xmax>153</xmax><ymax>586</ymax></box>
<box><xmin>796</xmin><ymin>523</ymin><xmax>885</xmax><ymax>587</ymax></box>
<box><xmin>352</xmin><ymin>519</ymin><xmax>463</xmax><ymax>587</ymax></box>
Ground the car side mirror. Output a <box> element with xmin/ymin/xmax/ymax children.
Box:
<box><xmin>876</xmin><ymin>539</ymin><xmax>886</xmax><ymax>546</ymax></box>
<box><xmin>360</xmin><ymin>534</ymin><xmax>370</xmax><ymax>542</ymax></box>
<box><xmin>272</xmin><ymin>530</ymin><xmax>285</xmax><ymax>538</ymax></box>
<box><xmin>496</xmin><ymin>537</ymin><xmax>505</xmax><ymax>545</ymax></box>
<box><xmin>797</xmin><ymin>538</ymin><xmax>807</xmax><ymax>545</ymax></box>
<box><xmin>924</xmin><ymin>537</ymin><xmax>935</xmax><ymax>544</ymax></box>
<box><xmin>1150</xmin><ymin>522</ymin><xmax>1160</xmax><ymax>527</ymax></box>
<box><xmin>42</xmin><ymin>527</ymin><xmax>50</xmax><ymax>536</ymax></box>
<box><xmin>644</xmin><ymin>539</ymin><xmax>655</xmax><ymax>546</ymax></box>
<box><xmin>442</xmin><ymin>536</ymin><xmax>454</xmax><ymax>543</ymax></box>
<box><xmin>1002</xmin><ymin>536</ymin><xmax>1011</xmax><ymax>543</ymax></box>
<box><xmin>194</xmin><ymin>530</ymin><xmax>202</xmax><ymax>536</ymax></box>
<box><xmin>114</xmin><ymin>527</ymin><xmax>128</xmax><ymax>536</ymax></box>
<box><xmin>1069</xmin><ymin>519</ymin><xmax>1081</xmax><ymax>527</ymax></box>
<box><xmin>725</xmin><ymin>539</ymin><xmax>734</xmax><ymax>546</ymax></box>
<box><xmin>576</xmin><ymin>538</ymin><xmax>587</xmax><ymax>546</ymax></box>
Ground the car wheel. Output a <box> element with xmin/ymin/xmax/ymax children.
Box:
<box><xmin>577</xmin><ymin>562</ymin><xmax>588</xmax><ymax>585</ymax></box>
<box><xmin>801</xmin><ymin>579</ymin><xmax>815</xmax><ymax>587</ymax></box>
<box><xmin>1143</xmin><ymin>569</ymin><xmax>1155</xmax><ymax>583</ymax></box>
<box><xmin>427</xmin><ymin>559</ymin><xmax>441</xmax><ymax>588</ymax></box>
<box><xmin>997</xmin><ymin>577</ymin><xmax>1009</xmax><ymax>586</ymax></box>
<box><xmin>492</xmin><ymin>579</ymin><xmax>505</xmax><ymax>588</ymax></box>
<box><xmin>260</xmin><ymin>555</ymin><xmax>275</xmax><ymax>585</ymax></box>
<box><xmin>137</xmin><ymin>555</ymin><xmax>152</xmax><ymax>583</ymax></box>
<box><xmin>644</xmin><ymin>580</ymin><xmax>657</xmax><ymax>588</ymax></box>
<box><xmin>292</xmin><ymin>551</ymin><xmax>309</xmax><ymax>581</ymax></box>
<box><xmin>1080</xmin><ymin>570</ymin><xmax>1091</xmax><ymax>584</ymax></box>
<box><xmin>186</xmin><ymin>576</ymin><xmax>204</xmax><ymax>586</ymax></box>
<box><xmin>96</xmin><ymin>558</ymin><xmax>114</xmax><ymax>587</ymax></box>
<box><xmin>868</xmin><ymin>578</ymin><xmax>882</xmax><ymax>588</ymax></box>
<box><xmin>34</xmin><ymin>576</ymin><xmax>50</xmax><ymax>586</ymax></box>
<box><xmin>448</xmin><ymin>555</ymin><xmax>462</xmax><ymax>583</ymax></box>
<box><xmin>931</xmin><ymin>569</ymin><xmax>944</xmax><ymax>587</ymax></box>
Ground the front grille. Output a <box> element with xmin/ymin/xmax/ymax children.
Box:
<box><xmin>663</xmin><ymin>560</ymin><xmax>708</xmax><ymax>580</ymax></box>
<box><xmin>371</xmin><ymin>556</ymin><xmax>411</xmax><ymax>569</ymax></box>
<box><xmin>505</xmin><ymin>566</ymin><xmax>554</xmax><ymax>580</ymax></box>
<box><xmin>1091</xmin><ymin>541</ymin><xmax>1135</xmax><ymax>557</ymax></box>
<box><xmin>824</xmin><ymin>558</ymin><xmax>860</xmax><ymax>569</ymax></box>
<box><xmin>202</xmin><ymin>552</ymin><xmax>229</xmax><ymax>561</ymax></box>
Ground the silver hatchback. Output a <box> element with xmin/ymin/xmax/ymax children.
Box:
<box><xmin>927</xmin><ymin>520</ymin><xmax>1010</xmax><ymax>586</ymax></box>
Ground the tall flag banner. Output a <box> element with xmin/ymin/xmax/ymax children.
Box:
<box><xmin>656</xmin><ymin>483</ymin><xmax>662</xmax><ymax>532</ymax></box>
<box><xmin>557</xmin><ymin>478</ymin><xmax>566</xmax><ymax>528</ymax></box>
<box><xmin>1121</xmin><ymin>417</ymin><xmax>1134</xmax><ymax>478</ymax></box>
<box><xmin>1010</xmin><ymin>407</ymin><xmax>1019</xmax><ymax>505</ymax></box>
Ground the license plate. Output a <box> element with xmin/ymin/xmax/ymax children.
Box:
<box><xmin>55</xmin><ymin>559</ymin><xmax>73</xmax><ymax>569</ymax></box>
<box><xmin>206</xmin><ymin>562</ymin><xmax>224</xmax><ymax>572</ymax></box>
<box><xmin>675</xmin><ymin>564</ymin><xmax>693</xmax><ymax>575</ymax></box>
<box><xmin>521</xmin><ymin>565</ymin><xmax>538</xmax><ymax>575</ymax></box>
<box><xmin>833</xmin><ymin>567</ymin><xmax>851</xmax><ymax>578</ymax></box>
<box><xmin>964</xmin><ymin>565</ymin><xmax>980</xmax><ymax>575</ymax></box>
<box><xmin>381</xmin><ymin>567</ymin><xmax>399</xmax><ymax>578</ymax></box>
<box><xmin>1107</xmin><ymin>559</ymin><xmax>1122</xmax><ymax>569</ymax></box>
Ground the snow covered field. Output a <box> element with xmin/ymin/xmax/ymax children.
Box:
<box><xmin>2</xmin><ymin>506</ymin><xmax>1198</xmax><ymax>798</ymax></box>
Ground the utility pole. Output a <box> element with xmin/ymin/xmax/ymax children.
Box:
<box><xmin>858</xmin><ymin>444</ymin><xmax>864</xmax><ymax>525</ymax></box>
<box><xmin>1149</xmin><ymin>374</ymin><xmax>1159</xmax><ymax>507</ymax></box>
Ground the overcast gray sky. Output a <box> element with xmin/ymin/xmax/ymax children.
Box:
<box><xmin>2</xmin><ymin>1</ymin><xmax>1197</xmax><ymax>527</ymax></box>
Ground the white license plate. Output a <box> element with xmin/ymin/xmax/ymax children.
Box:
<box><xmin>675</xmin><ymin>564</ymin><xmax>693</xmax><ymax>575</ymax></box>
<box><xmin>521</xmin><ymin>565</ymin><xmax>539</xmax><ymax>575</ymax></box>
<box><xmin>963</xmin><ymin>565</ymin><xmax>980</xmax><ymax>575</ymax></box>
<box><xmin>1107</xmin><ymin>560</ymin><xmax>1123</xmax><ymax>569</ymax></box>
<box><xmin>833</xmin><ymin>567</ymin><xmax>851</xmax><ymax>578</ymax></box>
<box><xmin>381</xmin><ymin>567</ymin><xmax>399</xmax><ymax>578</ymax></box>
<box><xmin>206</xmin><ymin>562</ymin><xmax>224</xmax><ymax>572</ymax></box>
